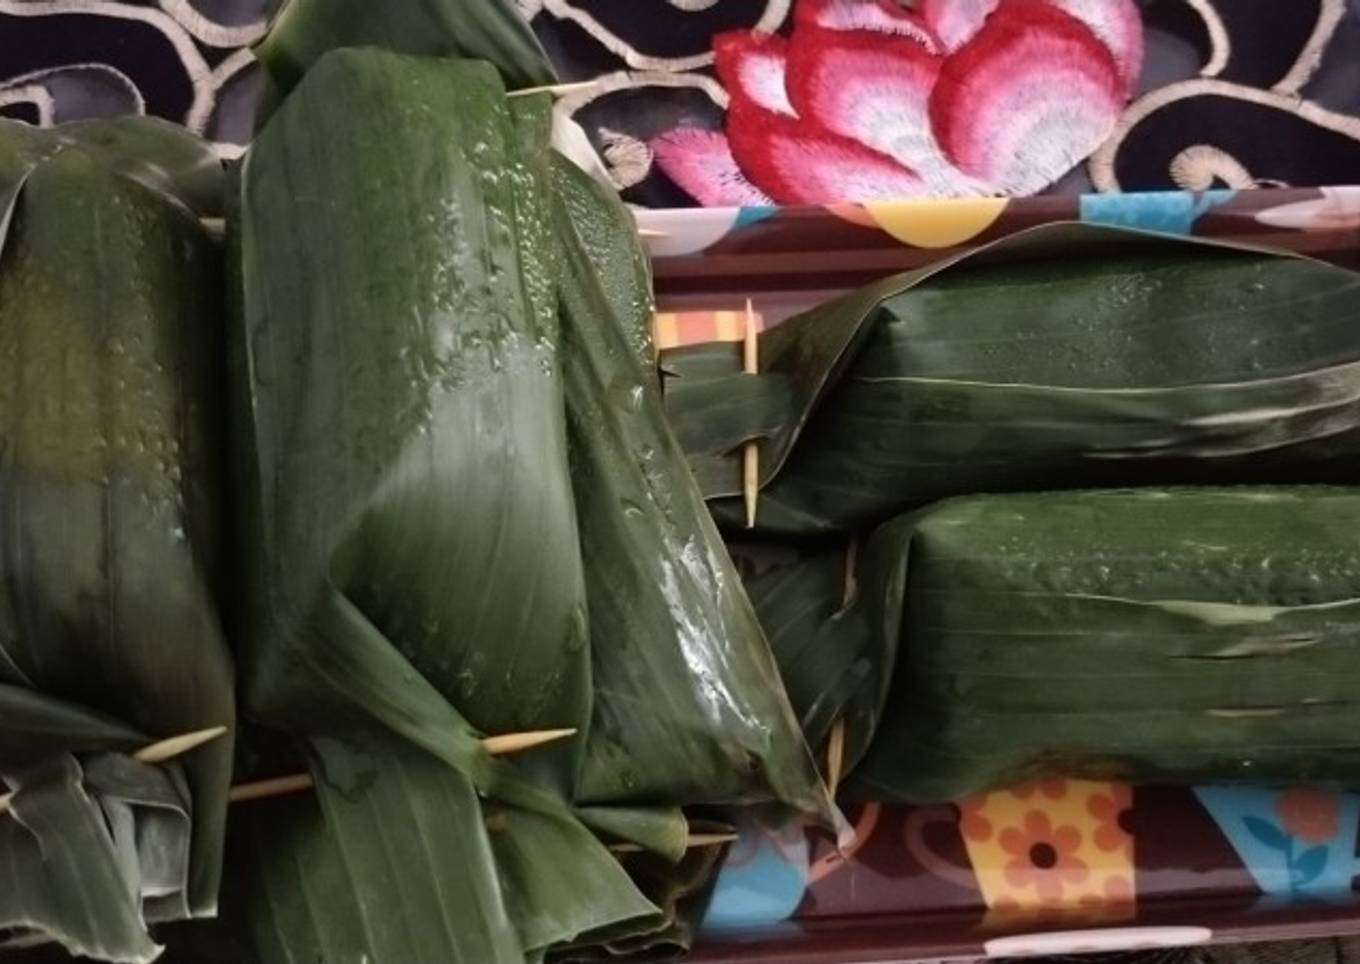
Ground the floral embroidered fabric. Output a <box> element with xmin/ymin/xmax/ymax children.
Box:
<box><xmin>2</xmin><ymin>1</ymin><xmax>1358</xmax><ymax>204</ymax></box>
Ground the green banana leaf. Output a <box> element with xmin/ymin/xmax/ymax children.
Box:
<box><xmin>741</xmin><ymin>542</ymin><xmax>894</xmax><ymax>778</ymax></box>
<box><xmin>232</xmin><ymin>49</ymin><xmax>658</xmax><ymax>961</ymax></box>
<box><xmin>552</xmin><ymin>154</ymin><xmax>833</xmax><ymax>819</ymax></box>
<box><xmin>0</xmin><ymin>116</ymin><xmax>223</xmax><ymax>218</ymax></box>
<box><xmin>254</xmin><ymin>0</ymin><xmax>556</xmax><ymax>124</ymax></box>
<box><xmin>0</xmin><ymin>122</ymin><xmax>235</xmax><ymax>959</ymax></box>
<box><xmin>772</xmin><ymin>487</ymin><xmax>1360</xmax><ymax>803</ymax></box>
<box><xmin>0</xmin><ymin>757</ymin><xmax>165</xmax><ymax>964</ymax></box>
<box><xmin>663</xmin><ymin>225</ymin><xmax>1360</xmax><ymax>535</ymax></box>
<box><xmin>550</xmin><ymin>825</ymin><xmax>729</xmax><ymax>963</ymax></box>
<box><xmin>233</xmin><ymin>729</ymin><xmax>663</xmax><ymax>963</ymax></box>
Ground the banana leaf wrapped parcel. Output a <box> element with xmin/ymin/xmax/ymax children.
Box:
<box><xmin>553</xmin><ymin>153</ymin><xmax>832</xmax><ymax>816</ymax></box>
<box><xmin>0</xmin><ymin>119</ymin><xmax>234</xmax><ymax>963</ymax></box>
<box><xmin>665</xmin><ymin>226</ymin><xmax>1360</xmax><ymax>535</ymax></box>
<box><xmin>747</xmin><ymin>487</ymin><xmax>1360</xmax><ymax>804</ymax></box>
<box><xmin>228</xmin><ymin>46</ymin><xmax>829</xmax><ymax>963</ymax></box>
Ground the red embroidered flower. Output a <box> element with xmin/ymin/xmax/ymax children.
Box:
<box><xmin>1087</xmin><ymin>784</ymin><xmax>1133</xmax><ymax>857</ymax></box>
<box><xmin>652</xmin><ymin>0</ymin><xmax>1143</xmax><ymax>205</ymax></box>
<box><xmin>1000</xmin><ymin>811</ymin><xmax>1090</xmax><ymax>902</ymax></box>
<box><xmin>1275</xmin><ymin>788</ymin><xmax>1341</xmax><ymax>844</ymax></box>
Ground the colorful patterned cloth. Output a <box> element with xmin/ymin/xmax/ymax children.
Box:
<box><xmin>3</xmin><ymin>1</ymin><xmax>1359</xmax><ymax>204</ymax></box>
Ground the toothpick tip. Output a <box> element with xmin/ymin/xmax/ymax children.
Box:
<box><xmin>508</xmin><ymin>79</ymin><xmax>600</xmax><ymax>99</ymax></box>
<box><xmin>690</xmin><ymin>832</ymin><xmax>740</xmax><ymax>848</ymax></box>
<box><xmin>135</xmin><ymin>725</ymin><xmax>229</xmax><ymax>765</ymax></box>
<box><xmin>481</xmin><ymin>727</ymin><xmax>577</xmax><ymax>757</ymax></box>
<box><xmin>825</xmin><ymin>718</ymin><xmax>847</xmax><ymax>799</ymax></box>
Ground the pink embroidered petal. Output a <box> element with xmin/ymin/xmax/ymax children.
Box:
<box><xmin>786</xmin><ymin>25</ymin><xmax>989</xmax><ymax>195</ymax></box>
<box><xmin>917</xmin><ymin>0</ymin><xmax>999</xmax><ymax>52</ymax></box>
<box><xmin>725</xmin><ymin>96</ymin><xmax>927</xmax><ymax>204</ymax></box>
<box><xmin>650</xmin><ymin>127</ymin><xmax>775</xmax><ymax>206</ymax></box>
<box><xmin>931</xmin><ymin>0</ymin><xmax>1123</xmax><ymax>195</ymax></box>
<box><xmin>796</xmin><ymin>0</ymin><xmax>940</xmax><ymax>51</ymax></box>
<box><xmin>714</xmin><ymin>30</ymin><xmax>796</xmax><ymax>117</ymax></box>
<box><xmin>1034</xmin><ymin>0</ymin><xmax>1144</xmax><ymax>93</ymax></box>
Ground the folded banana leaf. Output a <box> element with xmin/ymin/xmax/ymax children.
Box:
<box><xmin>254</xmin><ymin>0</ymin><xmax>556</xmax><ymax>124</ymax></box>
<box><xmin>766</xmin><ymin>487</ymin><xmax>1360</xmax><ymax>803</ymax></box>
<box><xmin>552</xmin><ymin>153</ymin><xmax>832</xmax><ymax>818</ymax></box>
<box><xmin>232</xmin><ymin>49</ymin><xmax>669</xmax><ymax>961</ymax></box>
<box><xmin>741</xmin><ymin>542</ymin><xmax>894</xmax><ymax>780</ymax></box>
<box><xmin>664</xmin><ymin>226</ymin><xmax>1360</xmax><ymax>535</ymax></box>
<box><xmin>0</xmin><ymin>116</ymin><xmax>223</xmax><ymax>219</ymax></box>
<box><xmin>0</xmin><ymin>120</ymin><xmax>234</xmax><ymax>961</ymax></box>
<box><xmin>549</xmin><ymin>824</ymin><xmax>729</xmax><ymax>964</ymax></box>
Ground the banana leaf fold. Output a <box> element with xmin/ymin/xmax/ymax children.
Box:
<box><xmin>0</xmin><ymin>119</ymin><xmax>234</xmax><ymax>962</ymax></box>
<box><xmin>751</xmin><ymin>487</ymin><xmax>1360</xmax><ymax>804</ymax></box>
<box><xmin>664</xmin><ymin>225</ymin><xmax>1360</xmax><ymax>535</ymax></box>
<box><xmin>254</xmin><ymin>0</ymin><xmax>556</xmax><ymax>125</ymax></box>
<box><xmin>229</xmin><ymin>46</ymin><xmax>827</xmax><ymax>962</ymax></box>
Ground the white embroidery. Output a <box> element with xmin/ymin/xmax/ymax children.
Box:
<box><xmin>542</xmin><ymin>0</ymin><xmax>791</xmax><ymax>72</ymax></box>
<box><xmin>0</xmin><ymin>0</ymin><xmax>214</xmax><ymax>130</ymax></box>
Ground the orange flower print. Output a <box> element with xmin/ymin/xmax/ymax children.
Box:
<box><xmin>1087</xmin><ymin>784</ymin><xmax>1134</xmax><ymax>857</ymax></box>
<box><xmin>1000</xmin><ymin>811</ymin><xmax>1090</xmax><ymax>902</ymax></box>
<box><xmin>1103</xmin><ymin>873</ymin><xmax>1135</xmax><ymax>905</ymax></box>
<box><xmin>1275</xmin><ymin>788</ymin><xmax>1340</xmax><ymax>844</ymax></box>
<box><xmin>959</xmin><ymin>797</ymin><xmax>994</xmax><ymax>843</ymax></box>
<box><xmin>1011</xmin><ymin>779</ymin><xmax>1069</xmax><ymax>802</ymax></box>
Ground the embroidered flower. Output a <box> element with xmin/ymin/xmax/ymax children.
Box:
<box><xmin>1000</xmin><ymin>811</ymin><xmax>1090</xmax><ymax>902</ymax></box>
<box><xmin>1275</xmin><ymin>788</ymin><xmax>1341</xmax><ymax>844</ymax></box>
<box><xmin>652</xmin><ymin>0</ymin><xmax>1142</xmax><ymax>205</ymax></box>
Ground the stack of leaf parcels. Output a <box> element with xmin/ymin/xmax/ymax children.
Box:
<box><xmin>670</xmin><ymin>225</ymin><xmax>1360</xmax><ymax>806</ymax></box>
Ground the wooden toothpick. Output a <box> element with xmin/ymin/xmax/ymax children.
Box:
<box><xmin>821</xmin><ymin>540</ymin><xmax>858</xmax><ymax>800</ymax></box>
<box><xmin>227</xmin><ymin>728</ymin><xmax>578</xmax><ymax>804</ymax></box>
<box><xmin>825</xmin><ymin>718</ymin><xmax>846</xmax><ymax>799</ymax></box>
<box><xmin>0</xmin><ymin>725</ymin><xmax>229</xmax><ymax>816</ymax></box>
<box><xmin>135</xmin><ymin>726</ymin><xmax>229</xmax><ymax>764</ymax></box>
<box><xmin>743</xmin><ymin>299</ymin><xmax>760</xmax><ymax>529</ymax></box>
<box><xmin>480</xmin><ymin>727</ymin><xmax>576</xmax><ymax>757</ymax></box>
<box><xmin>227</xmin><ymin>773</ymin><xmax>315</xmax><ymax>804</ymax></box>
<box><xmin>507</xmin><ymin>80</ymin><xmax>601</xmax><ymax>99</ymax></box>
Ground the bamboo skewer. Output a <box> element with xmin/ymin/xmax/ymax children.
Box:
<box><xmin>743</xmin><ymin>298</ymin><xmax>760</xmax><ymax>529</ymax></box>
<box><xmin>0</xmin><ymin>725</ymin><xmax>228</xmax><ymax>816</ymax></box>
<box><xmin>228</xmin><ymin>728</ymin><xmax>577</xmax><ymax>803</ymax></box>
